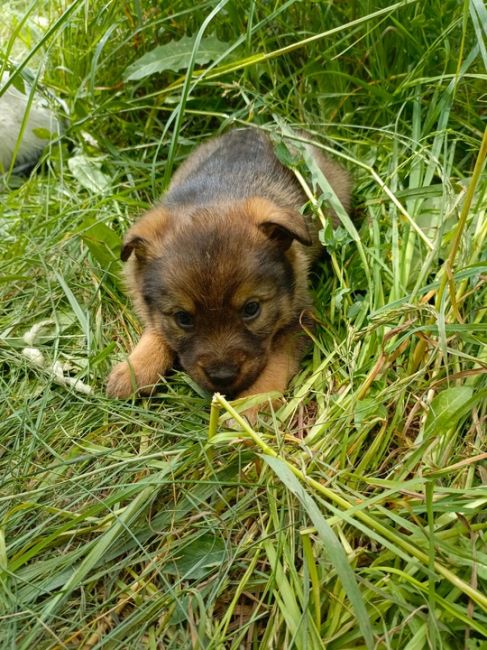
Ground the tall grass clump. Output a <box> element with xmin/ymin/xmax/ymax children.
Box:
<box><xmin>1</xmin><ymin>1</ymin><xmax>486</xmax><ymax>648</ymax></box>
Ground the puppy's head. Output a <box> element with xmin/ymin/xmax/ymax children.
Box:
<box><xmin>121</xmin><ymin>197</ymin><xmax>311</xmax><ymax>396</ymax></box>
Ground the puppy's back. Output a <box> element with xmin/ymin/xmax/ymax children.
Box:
<box><xmin>164</xmin><ymin>129</ymin><xmax>302</xmax><ymax>211</ymax></box>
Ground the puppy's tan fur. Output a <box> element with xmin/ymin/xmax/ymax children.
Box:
<box><xmin>107</xmin><ymin>128</ymin><xmax>351</xmax><ymax>407</ymax></box>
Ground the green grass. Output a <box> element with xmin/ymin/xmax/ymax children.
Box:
<box><xmin>1</xmin><ymin>1</ymin><xmax>486</xmax><ymax>647</ymax></box>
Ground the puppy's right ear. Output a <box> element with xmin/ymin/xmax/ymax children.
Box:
<box><xmin>120</xmin><ymin>207</ymin><xmax>169</xmax><ymax>263</ymax></box>
<box><xmin>245</xmin><ymin>196</ymin><xmax>311</xmax><ymax>251</ymax></box>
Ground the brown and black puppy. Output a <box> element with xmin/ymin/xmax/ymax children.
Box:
<box><xmin>107</xmin><ymin>128</ymin><xmax>351</xmax><ymax>405</ymax></box>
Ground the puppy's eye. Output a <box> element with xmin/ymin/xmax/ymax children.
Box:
<box><xmin>174</xmin><ymin>311</ymin><xmax>194</xmax><ymax>329</ymax></box>
<box><xmin>242</xmin><ymin>300</ymin><xmax>261</xmax><ymax>320</ymax></box>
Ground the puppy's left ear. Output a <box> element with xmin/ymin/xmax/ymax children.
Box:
<box><xmin>246</xmin><ymin>197</ymin><xmax>312</xmax><ymax>251</ymax></box>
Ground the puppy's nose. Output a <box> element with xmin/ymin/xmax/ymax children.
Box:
<box><xmin>204</xmin><ymin>363</ymin><xmax>239</xmax><ymax>388</ymax></box>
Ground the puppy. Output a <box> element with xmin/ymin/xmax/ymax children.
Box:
<box><xmin>107</xmin><ymin>128</ymin><xmax>351</xmax><ymax>406</ymax></box>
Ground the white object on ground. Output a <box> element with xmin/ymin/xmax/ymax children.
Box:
<box><xmin>0</xmin><ymin>73</ymin><xmax>63</xmax><ymax>172</ymax></box>
<box><xmin>21</xmin><ymin>321</ymin><xmax>93</xmax><ymax>395</ymax></box>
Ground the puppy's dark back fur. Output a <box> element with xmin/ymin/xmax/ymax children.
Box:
<box><xmin>165</xmin><ymin>129</ymin><xmax>302</xmax><ymax>210</ymax></box>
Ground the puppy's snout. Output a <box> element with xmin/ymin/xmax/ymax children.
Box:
<box><xmin>203</xmin><ymin>362</ymin><xmax>239</xmax><ymax>388</ymax></box>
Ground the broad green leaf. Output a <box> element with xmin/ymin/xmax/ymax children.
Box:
<box><xmin>77</xmin><ymin>216</ymin><xmax>121</xmax><ymax>270</ymax></box>
<box><xmin>319</xmin><ymin>222</ymin><xmax>354</xmax><ymax>251</ymax></box>
<box><xmin>166</xmin><ymin>533</ymin><xmax>226</xmax><ymax>579</ymax></box>
<box><xmin>124</xmin><ymin>34</ymin><xmax>230</xmax><ymax>81</ymax></box>
<box><xmin>67</xmin><ymin>154</ymin><xmax>111</xmax><ymax>194</ymax></box>
<box><xmin>354</xmin><ymin>398</ymin><xmax>387</xmax><ymax>429</ymax></box>
<box><xmin>273</xmin><ymin>141</ymin><xmax>303</xmax><ymax>167</ymax></box>
<box><xmin>424</xmin><ymin>386</ymin><xmax>474</xmax><ymax>436</ymax></box>
<box><xmin>32</xmin><ymin>127</ymin><xmax>55</xmax><ymax>140</ymax></box>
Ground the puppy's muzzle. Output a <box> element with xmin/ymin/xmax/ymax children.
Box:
<box><xmin>203</xmin><ymin>361</ymin><xmax>239</xmax><ymax>390</ymax></box>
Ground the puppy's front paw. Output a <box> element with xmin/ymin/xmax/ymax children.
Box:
<box><xmin>240</xmin><ymin>397</ymin><xmax>285</xmax><ymax>426</ymax></box>
<box><xmin>226</xmin><ymin>407</ymin><xmax>258</xmax><ymax>431</ymax></box>
<box><xmin>240</xmin><ymin>406</ymin><xmax>259</xmax><ymax>427</ymax></box>
<box><xmin>106</xmin><ymin>361</ymin><xmax>136</xmax><ymax>398</ymax></box>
